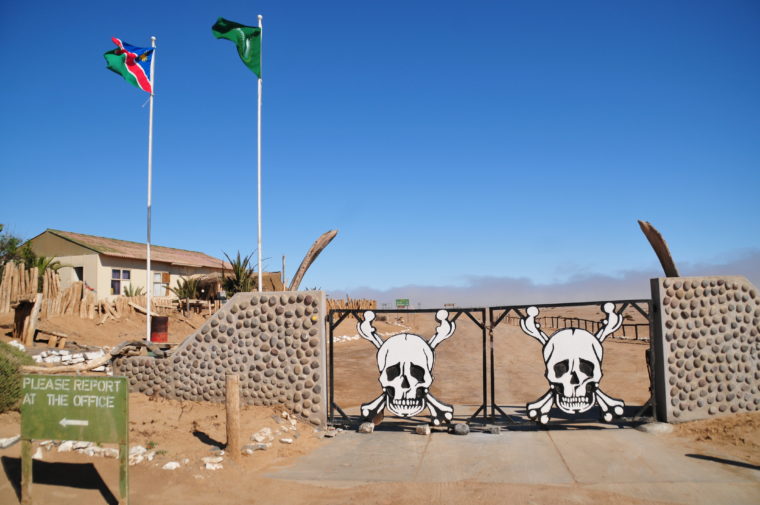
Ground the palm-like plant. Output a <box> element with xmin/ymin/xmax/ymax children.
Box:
<box><xmin>222</xmin><ymin>251</ymin><xmax>256</xmax><ymax>295</ymax></box>
<box><xmin>123</xmin><ymin>285</ymin><xmax>146</xmax><ymax>297</ymax></box>
<box><xmin>169</xmin><ymin>276</ymin><xmax>200</xmax><ymax>299</ymax></box>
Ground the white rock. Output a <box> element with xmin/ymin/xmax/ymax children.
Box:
<box><xmin>57</xmin><ymin>440</ymin><xmax>74</xmax><ymax>452</ymax></box>
<box><xmin>146</xmin><ymin>451</ymin><xmax>156</xmax><ymax>461</ymax></box>
<box><xmin>85</xmin><ymin>351</ymin><xmax>104</xmax><ymax>360</ymax></box>
<box><xmin>129</xmin><ymin>445</ymin><xmax>147</xmax><ymax>456</ymax></box>
<box><xmin>636</xmin><ymin>422</ymin><xmax>674</xmax><ymax>435</ymax></box>
<box><xmin>162</xmin><ymin>461</ymin><xmax>181</xmax><ymax>470</ymax></box>
<box><xmin>279</xmin><ymin>438</ymin><xmax>294</xmax><ymax>444</ymax></box>
<box><xmin>58</xmin><ymin>349</ymin><xmax>71</xmax><ymax>355</ymax></box>
<box><xmin>129</xmin><ymin>455</ymin><xmax>144</xmax><ymax>466</ymax></box>
<box><xmin>181</xmin><ymin>458</ymin><xmax>190</xmax><ymax>465</ymax></box>
<box><xmin>8</xmin><ymin>340</ymin><xmax>25</xmax><ymax>351</ymax></box>
<box><xmin>68</xmin><ymin>356</ymin><xmax>85</xmax><ymax>364</ymax></box>
<box><xmin>358</xmin><ymin>422</ymin><xmax>374</xmax><ymax>434</ymax></box>
<box><xmin>289</xmin><ymin>419</ymin><xmax>297</xmax><ymax>427</ymax></box>
<box><xmin>43</xmin><ymin>355</ymin><xmax>62</xmax><ymax>363</ymax></box>
<box><xmin>102</xmin><ymin>448</ymin><xmax>120</xmax><ymax>458</ymax></box>
<box><xmin>204</xmin><ymin>462</ymin><xmax>223</xmax><ymax>471</ymax></box>
<box><xmin>32</xmin><ymin>355</ymin><xmax>43</xmax><ymax>363</ymax></box>
<box><xmin>92</xmin><ymin>366</ymin><xmax>106</xmax><ymax>372</ymax></box>
<box><xmin>32</xmin><ymin>448</ymin><xmax>43</xmax><ymax>460</ymax></box>
<box><xmin>201</xmin><ymin>456</ymin><xmax>223</xmax><ymax>464</ymax></box>
<box><xmin>73</xmin><ymin>441</ymin><xmax>92</xmax><ymax>450</ymax></box>
<box><xmin>251</xmin><ymin>427</ymin><xmax>273</xmax><ymax>443</ymax></box>
<box><xmin>415</xmin><ymin>424</ymin><xmax>431</xmax><ymax>436</ymax></box>
<box><xmin>0</xmin><ymin>435</ymin><xmax>21</xmax><ymax>449</ymax></box>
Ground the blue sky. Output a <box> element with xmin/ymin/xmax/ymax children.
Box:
<box><xmin>1</xmin><ymin>1</ymin><xmax>759</xmax><ymax>305</ymax></box>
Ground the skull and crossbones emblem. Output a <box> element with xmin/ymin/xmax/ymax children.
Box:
<box><xmin>357</xmin><ymin>310</ymin><xmax>456</xmax><ymax>426</ymax></box>
<box><xmin>520</xmin><ymin>303</ymin><xmax>625</xmax><ymax>424</ymax></box>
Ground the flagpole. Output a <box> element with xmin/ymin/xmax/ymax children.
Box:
<box><xmin>146</xmin><ymin>35</ymin><xmax>156</xmax><ymax>342</ymax></box>
<box><xmin>257</xmin><ymin>14</ymin><xmax>263</xmax><ymax>292</ymax></box>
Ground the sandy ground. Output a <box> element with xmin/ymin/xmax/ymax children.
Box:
<box><xmin>0</xmin><ymin>304</ymin><xmax>757</xmax><ymax>504</ymax></box>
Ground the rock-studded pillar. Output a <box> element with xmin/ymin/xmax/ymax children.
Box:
<box><xmin>113</xmin><ymin>291</ymin><xmax>327</xmax><ymax>425</ymax></box>
<box><xmin>651</xmin><ymin>276</ymin><xmax>759</xmax><ymax>422</ymax></box>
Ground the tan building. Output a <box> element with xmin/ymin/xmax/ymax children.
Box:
<box><xmin>26</xmin><ymin>229</ymin><xmax>267</xmax><ymax>300</ymax></box>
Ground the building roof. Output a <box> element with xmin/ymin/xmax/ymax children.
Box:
<box><xmin>40</xmin><ymin>229</ymin><xmax>232</xmax><ymax>270</ymax></box>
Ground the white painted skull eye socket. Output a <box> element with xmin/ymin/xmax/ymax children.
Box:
<box><xmin>579</xmin><ymin>359</ymin><xmax>595</xmax><ymax>377</ymax></box>
<box><xmin>553</xmin><ymin>360</ymin><xmax>569</xmax><ymax>377</ymax></box>
<box><xmin>410</xmin><ymin>364</ymin><xmax>425</xmax><ymax>382</ymax></box>
<box><xmin>385</xmin><ymin>363</ymin><xmax>401</xmax><ymax>381</ymax></box>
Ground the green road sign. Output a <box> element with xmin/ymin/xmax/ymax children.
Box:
<box><xmin>395</xmin><ymin>299</ymin><xmax>410</xmax><ymax>308</ymax></box>
<box><xmin>21</xmin><ymin>375</ymin><xmax>128</xmax><ymax>444</ymax></box>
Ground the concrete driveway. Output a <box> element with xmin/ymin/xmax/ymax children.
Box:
<box><xmin>268</xmin><ymin>426</ymin><xmax>760</xmax><ymax>505</ymax></box>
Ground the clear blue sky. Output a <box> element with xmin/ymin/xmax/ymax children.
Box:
<box><xmin>1</xmin><ymin>1</ymin><xmax>759</xmax><ymax>301</ymax></box>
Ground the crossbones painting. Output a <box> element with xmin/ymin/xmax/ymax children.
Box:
<box><xmin>357</xmin><ymin>310</ymin><xmax>456</xmax><ymax>426</ymax></box>
<box><xmin>520</xmin><ymin>303</ymin><xmax>625</xmax><ymax>424</ymax></box>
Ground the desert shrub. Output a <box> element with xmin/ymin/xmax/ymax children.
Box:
<box><xmin>0</xmin><ymin>342</ymin><xmax>34</xmax><ymax>413</ymax></box>
<box><xmin>123</xmin><ymin>284</ymin><xmax>146</xmax><ymax>297</ymax></box>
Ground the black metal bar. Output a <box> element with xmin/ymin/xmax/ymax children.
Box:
<box><xmin>464</xmin><ymin>309</ymin><xmax>486</xmax><ymax>330</ymax></box>
<box><xmin>329</xmin><ymin>311</ymin><xmax>335</xmax><ymax>424</ymax></box>
<box><xmin>332</xmin><ymin>402</ymin><xmax>350</xmax><ymax>422</ymax></box>
<box><xmin>330</xmin><ymin>309</ymin><xmax>352</xmax><ymax>331</ymax></box>
<box><xmin>489</xmin><ymin>297</ymin><xmax>651</xmax><ymax>312</ymax></box>
<box><xmin>489</xmin><ymin>308</ymin><xmax>496</xmax><ymax>420</ymax></box>
<box><xmin>631</xmin><ymin>301</ymin><xmax>650</xmax><ymax>319</ymax></box>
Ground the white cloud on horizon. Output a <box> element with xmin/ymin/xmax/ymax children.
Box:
<box><xmin>328</xmin><ymin>250</ymin><xmax>760</xmax><ymax>308</ymax></box>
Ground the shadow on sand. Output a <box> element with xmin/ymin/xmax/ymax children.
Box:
<box><xmin>1</xmin><ymin>456</ymin><xmax>117</xmax><ymax>505</ymax></box>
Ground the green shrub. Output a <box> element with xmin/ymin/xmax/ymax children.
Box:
<box><xmin>0</xmin><ymin>341</ymin><xmax>34</xmax><ymax>413</ymax></box>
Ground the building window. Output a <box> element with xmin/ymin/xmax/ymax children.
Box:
<box><xmin>153</xmin><ymin>272</ymin><xmax>169</xmax><ymax>296</ymax></box>
<box><xmin>111</xmin><ymin>269</ymin><xmax>131</xmax><ymax>295</ymax></box>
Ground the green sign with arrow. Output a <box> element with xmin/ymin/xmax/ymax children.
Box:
<box><xmin>20</xmin><ymin>374</ymin><xmax>129</xmax><ymax>504</ymax></box>
<box><xmin>21</xmin><ymin>375</ymin><xmax>128</xmax><ymax>443</ymax></box>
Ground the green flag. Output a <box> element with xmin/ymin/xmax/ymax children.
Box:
<box><xmin>212</xmin><ymin>17</ymin><xmax>261</xmax><ymax>78</ymax></box>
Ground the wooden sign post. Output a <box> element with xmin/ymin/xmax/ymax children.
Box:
<box><xmin>20</xmin><ymin>375</ymin><xmax>129</xmax><ymax>505</ymax></box>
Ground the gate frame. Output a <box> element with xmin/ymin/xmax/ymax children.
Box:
<box><xmin>327</xmin><ymin>307</ymin><xmax>489</xmax><ymax>426</ymax></box>
<box><xmin>488</xmin><ymin>298</ymin><xmax>655</xmax><ymax>424</ymax></box>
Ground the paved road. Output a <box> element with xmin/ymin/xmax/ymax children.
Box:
<box><xmin>268</xmin><ymin>426</ymin><xmax>760</xmax><ymax>505</ymax></box>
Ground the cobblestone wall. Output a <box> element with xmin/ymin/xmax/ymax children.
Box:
<box><xmin>651</xmin><ymin>276</ymin><xmax>759</xmax><ymax>422</ymax></box>
<box><xmin>113</xmin><ymin>291</ymin><xmax>327</xmax><ymax>425</ymax></box>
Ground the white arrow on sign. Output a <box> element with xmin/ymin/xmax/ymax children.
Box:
<box><xmin>59</xmin><ymin>418</ymin><xmax>89</xmax><ymax>427</ymax></box>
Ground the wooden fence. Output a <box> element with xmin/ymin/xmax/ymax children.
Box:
<box><xmin>1</xmin><ymin>263</ymin><xmax>172</xmax><ymax>320</ymax></box>
<box><xmin>327</xmin><ymin>296</ymin><xmax>377</xmax><ymax>311</ymax></box>
<box><xmin>0</xmin><ymin>262</ymin><xmax>38</xmax><ymax>313</ymax></box>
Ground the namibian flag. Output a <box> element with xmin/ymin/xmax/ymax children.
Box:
<box><xmin>212</xmin><ymin>18</ymin><xmax>261</xmax><ymax>78</ymax></box>
<box><xmin>104</xmin><ymin>38</ymin><xmax>153</xmax><ymax>93</ymax></box>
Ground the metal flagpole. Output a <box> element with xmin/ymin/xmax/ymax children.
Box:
<box><xmin>257</xmin><ymin>15</ymin><xmax>263</xmax><ymax>292</ymax></box>
<box><xmin>146</xmin><ymin>35</ymin><xmax>156</xmax><ymax>342</ymax></box>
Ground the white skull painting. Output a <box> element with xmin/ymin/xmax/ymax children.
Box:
<box><xmin>357</xmin><ymin>310</ymin><xmax>456</xmax><ymax>426</ymax></box>
<box><xmin>519</xmin><ymin>303</ymin><xmax>626</xmax><ymax>424</ymax></box>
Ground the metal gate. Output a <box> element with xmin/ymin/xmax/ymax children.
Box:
<box><xmin>327</xmin><ymin>307</ymin><xmax>488</xmax><ymax>425</ymax></box>
<box><xmin>488</xmin><ymin>298</ymin><xmax>654</xmax><ymax>425</ymax></box>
